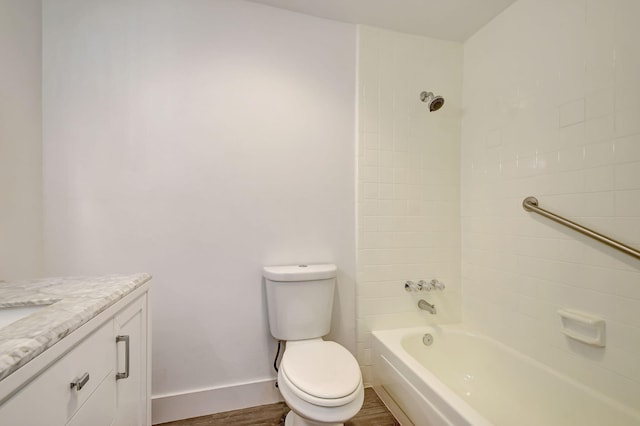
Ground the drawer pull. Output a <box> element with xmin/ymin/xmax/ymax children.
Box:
<box><xmin>70</xmin><ymin>372</ymin><xmax>90</xmax><ymax>391</ymax></box>
<box><xmin>116</xmin><ymin>335</ymin><xmax>130</xmax><ymax>380</ymax></box>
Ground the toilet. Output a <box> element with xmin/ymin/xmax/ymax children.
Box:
<box><xmin>264</xmin><ymin>264</ymin><xmax>364</xmax><ymax>426</ymax></box>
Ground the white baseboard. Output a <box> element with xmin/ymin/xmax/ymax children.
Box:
<box><xmin>152</xmin><ymin>378</ymin><xmax>284</xmax><ymax>424</ymax></box>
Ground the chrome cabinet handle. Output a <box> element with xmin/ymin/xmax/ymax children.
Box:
<box><xmin>70</xmin><ymin>372</ymin><xmax>90</xmax><ymax>391</ymax></box>
<box><xmin>116</xmin><ymin>335</ymin><xmax>130</xmax><ymax>380</ymax></box>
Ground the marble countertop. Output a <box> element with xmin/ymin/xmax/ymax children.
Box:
<box><xmin>0</xmin><ymin>273</ymin><xmax>151</xmax><ymax>381</ymax></box>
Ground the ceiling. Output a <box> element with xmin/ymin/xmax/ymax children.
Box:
<box><xmin>246</xmin><ymin>0</ymin><xmax>517</xmax><ymax>42</ymax></box>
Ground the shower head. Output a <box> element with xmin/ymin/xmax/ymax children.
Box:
<box><xmin>420</xmin><ymin>91</ymin><xmax>445</xmax><ymax>112</ymax></box>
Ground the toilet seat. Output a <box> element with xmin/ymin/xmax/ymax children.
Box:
<box><xmin>280</xmin><ymin>365</ymin><xmax>363</xmax><ymax>408</ymax></box>
<box><xmin>280</xmin><ymin>340</ymin><xmax>362</xmax><ymax>407</ymax></box>
<box><xmin>278</xmin><ymin>368</ymin><xmax>364</xmax><ymax>425</ymax></box>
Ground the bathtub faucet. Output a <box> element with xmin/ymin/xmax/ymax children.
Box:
<box><xmin>418</xmin><ymin>299</ymin><xmax>437</xmax><ymax>314</ymax></box>
<box><xmin>405</xmin><ymin>279</ymin><xmax>446</xmax><ymax>292</ymax></box>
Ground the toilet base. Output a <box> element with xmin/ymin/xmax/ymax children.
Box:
<box><xmin>284</xmin><ymin>410</ymin><xmax>343</xmax><ymax>426</ymax></box>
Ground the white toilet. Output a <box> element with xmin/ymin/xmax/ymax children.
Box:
<box><xmin>264</xmin><ymin>264</ymin><xmax>364</xmax><ymax>426</ymax></box>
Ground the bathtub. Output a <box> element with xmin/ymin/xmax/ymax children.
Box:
<box><xmin>372</xmin><ymin>325</ymin><xmax>640</xmax><ymax>426</ymax></box>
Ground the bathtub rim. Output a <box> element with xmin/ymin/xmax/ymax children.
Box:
<box><xmin>372</xmin><ymin>325</ymin><xmax>490</xmax><ymax>426</ymax></box>
<box><xmin>372</xmin><ymin>324</ymin><xmax>640</xmax><ymax>425</ymax></box>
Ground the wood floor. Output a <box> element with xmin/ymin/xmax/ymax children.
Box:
<box><xmin>157</xmin><ymin>388</ymin><xmax>400</xmax><ymax>426</ymax></box>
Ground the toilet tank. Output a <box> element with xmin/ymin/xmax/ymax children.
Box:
<box><xmin>264</xmin><ymin>264</ymin><xmax>337</xmax><ymax>341</ymax></box>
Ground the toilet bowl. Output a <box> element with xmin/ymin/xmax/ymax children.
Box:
<box><xmin>263</xmin><ymin>264</ymin><xmax>364</xmax><ymax>425</ymax></box>
<box><xmin>278</xmin><ymin>340</ymin><xmax>364</xmax><ymax>426</ymax></box>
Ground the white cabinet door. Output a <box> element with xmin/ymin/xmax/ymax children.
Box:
<box><xmin>113</xmin><ymin>294</ymin><xmax>148</xmax><ymax>426</ymax></box>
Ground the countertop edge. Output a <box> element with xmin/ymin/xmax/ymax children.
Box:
<box><xmin>0</xmin><ymin>273</ymin><xmax>152</xmax><ymax>383</ymax></box>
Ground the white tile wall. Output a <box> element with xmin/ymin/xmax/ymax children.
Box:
<box><xmin>356</xmin><ymin>26</ymin><xmax>463</xmax><ymax>383</ymax></box>
<box><xmin>462</xmin><ymin>0</ymin><xmax>640</xmax><ymax>410</ymax></box>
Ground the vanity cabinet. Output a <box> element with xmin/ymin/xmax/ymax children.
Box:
<box><xmin>0</xmin><ymin>288</ymin><xmax>150</xmax><ymax>426</ymax></box>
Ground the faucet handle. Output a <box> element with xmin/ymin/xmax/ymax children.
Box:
<box><xmin>417</xmin><ymin>280</ymin><xmax>432</xmax><ymax>291</ymax></box>
<box><xmin>430</xmin><ymin>279</ymin><xmax>445</xmax><ymax>290</ymax></box>
<box><xmin>404</xmin><ymin>280</ymin><xmax>418</xmax><ymax>292</ymax></box>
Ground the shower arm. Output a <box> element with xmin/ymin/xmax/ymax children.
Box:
<box><xmin>522</xmin><ymin>196</ymin><xmax>640</xmax><ymax>261</ymax></box>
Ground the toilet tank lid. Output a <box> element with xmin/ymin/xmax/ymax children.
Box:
<box><xmin>263</xmin><ymin>264</ymin><xmax>337</xmax><ymax>281</ymax></box>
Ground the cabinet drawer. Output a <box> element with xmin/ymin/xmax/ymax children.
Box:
<box><xmin>66</xmin><ymin>371</ymin><xmax>116</xmax><ymax>426</ymax></box>
<box><xmin>0</xmin><ymin>320</ymin><xmax>115</xmax><ymax>425</ymax></box>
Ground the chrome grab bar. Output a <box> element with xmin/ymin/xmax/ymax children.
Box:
<box><xmin>522</xmin><ymin>196</ymin><xmax>640</xmax><ymax>260</ymax></box>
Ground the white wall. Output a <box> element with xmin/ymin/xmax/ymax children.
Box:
<box><xmin>462</xmin><ymin>0</ymin><xmax>640</xmax><ymax>410</ymax></box>
<box><xmin>0</xmin><ymin>0</ymin><xmax>42</xmax><ymax>279</ymax></box>
<box><xmin>356</xmin><ymin>26</ymin><xmax>462</xmax><ymax>384</ymax></box>
<box><xmin>42</xmin><ymin>0</ymin><xmax>356</xmax><ymax>421</ymax></box>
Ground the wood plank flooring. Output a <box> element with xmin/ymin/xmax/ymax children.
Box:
<box><xmin>156</xmin><ymin>387</ymin><xmax>400</xmax><ymax>426</ymax></box>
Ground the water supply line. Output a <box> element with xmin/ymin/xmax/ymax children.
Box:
<box><xmin>273</xmin><ymin>340</ymin><xmax>283</xmax><ymax>388</ymax></box>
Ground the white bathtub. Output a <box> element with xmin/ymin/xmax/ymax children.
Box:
<box><xmin>372</xmin><ymin>325</ymin><xmax>640</xmax><ymax>426</ymax></box>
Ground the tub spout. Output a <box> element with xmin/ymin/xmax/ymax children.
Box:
<box><xmin>418</xmin><ymin>299</ymin><xmax>437</xmax><ymax>314</ymax></box>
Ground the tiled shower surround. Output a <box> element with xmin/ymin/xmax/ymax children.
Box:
<box><xmin>461</xmin><ymin>0</ymin><xmax>640</xmax><ymax>409</ymax></box>
<box><xmin>356</xmin><ymin>26</ymin><xmax>463</xmax><ymax>383</ymax></box>
<box><xmin>357</xmin><ymin>0</ymin><xmax>640</xmax><ymax>409</ymax></box>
